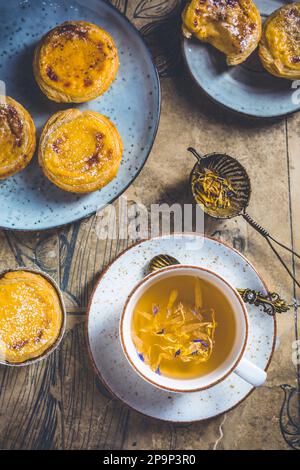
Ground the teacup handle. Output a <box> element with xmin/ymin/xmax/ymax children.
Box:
<box><xmin>234</xmin><ymin>358</ymin><xmax>267</xmax><ymax>387</ymax></box>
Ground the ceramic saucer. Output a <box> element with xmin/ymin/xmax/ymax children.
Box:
<box><xmin>87</xmin><ymin>234</ymin><xmax>276</xmax><ymax>422</ymax></box>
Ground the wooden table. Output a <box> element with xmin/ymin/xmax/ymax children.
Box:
<box><xmin>0</xmin><ymin>0</ymin><xmax>299</xmax><ymax>450</ymax></box>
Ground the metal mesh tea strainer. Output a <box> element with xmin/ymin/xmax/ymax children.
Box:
<box><xmin>188</xmin><ymin>147</ymin><xmax>300</xmax><ymax>289</ymax></box>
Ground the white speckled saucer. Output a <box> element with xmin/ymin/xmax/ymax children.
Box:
<box><xmin>87</xmin><ymin>234</ymin><xmax>276</xmax><ymax>422</ymax></box>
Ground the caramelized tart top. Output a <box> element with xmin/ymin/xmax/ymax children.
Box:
<box><xmin>182</xmin><ymin>0</ymin><xmax>262</xmax><ymax>65</ymax></box>
<box><xmin>33</xmin><ymin>21</ymin><xmax>119</xmax><ymax>102</ymax></box>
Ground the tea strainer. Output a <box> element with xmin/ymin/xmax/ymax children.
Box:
<box><xmin>188</xmin><ymin>147</ymin><xmax>300</xmax><ymax>289</ymax></box>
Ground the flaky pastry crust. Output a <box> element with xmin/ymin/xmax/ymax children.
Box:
<box><xmin>259</xmin><ymin>3</ymin><xmax>300</xmax><ymax>79</ymax></box>
<box><xmin>0</xmin><ymin>96</ymin><xmax>36</xmax><ymax>179</ymax></box>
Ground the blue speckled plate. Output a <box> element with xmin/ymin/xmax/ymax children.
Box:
<box><xmin>0</xmin><ymin>0</ymin><xmax>160</xmax><ymax>230</ymax></box>
<box><xmin>182</xmin><ymin>0</ymin><xmax>300</xmax><ymax>118</ymax></box>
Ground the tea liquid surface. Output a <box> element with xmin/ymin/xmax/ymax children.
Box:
<box><xmin>132</xmin><ymin>275</ymin><xmax>236</xmax><ymax>379</ymax></box>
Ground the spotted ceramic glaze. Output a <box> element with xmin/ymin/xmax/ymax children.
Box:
<box><xmin>182</xmin><ymin>0</ymin><xmax>299</xmax><ymax>118</ymax></box>
<box><xmin>0</xmin><ymin>0</ymin><xmax>160</xmax><ymax>230</ymax></box>
<box><xmin>87</xmin><ymin>234</ymin><xmax>276</xmax><ymax>422</ymax></box>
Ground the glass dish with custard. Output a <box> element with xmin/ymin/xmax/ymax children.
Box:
<box><xmin>0</xmin><ymin>269</ymin><xmax>65</xmax><ymax>365</ymax></box>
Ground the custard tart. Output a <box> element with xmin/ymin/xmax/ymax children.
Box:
<box><xmin>259</xmin><ymin>3</ymin><xmax>300</xmax><ymax>80</ymax></box>
<box><xmin>0</xmin><ymin>270</ymin><xmax>64</xmax><ymax>364</ymax></box>
<box><xmin>33</xmin><ymin>21</ymin><xmax>119</xmax><ymax>103</ymax></box>
<box><xmin>38</xmin><ymin>109</ymin><xmax>123</xmax><ymax>193</ymax></box>
<box><xmin>0</xmin><ymin>96</ymin><xmax>36</xmax><ymax>179</ymax></box>
<box><xmin>182</xmin><ymin>0</ymin><xmax>262</xmax><ymax>65</ymax></box>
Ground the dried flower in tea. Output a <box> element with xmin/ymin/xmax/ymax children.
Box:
<box><xmin>132</xmin><ymin>278</ymin><xmax>217</xmax><ymax>376</ymax></box>
<box><xmin>193</xmin><ymin>169</ymin><xmax>236</xmax><ymax>209</ymax></box>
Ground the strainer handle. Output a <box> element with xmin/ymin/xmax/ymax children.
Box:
<box><xmin>243</xmin><ymin>212</ymin><xmax>300</xmax><ymax>288</ymax></box>
<box><xmin>187</xmin><ymin>147</ymin><xmax>203</xmax><ymax>162</ymax></box>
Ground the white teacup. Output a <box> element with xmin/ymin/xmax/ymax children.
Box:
<box><xmin>120</xmin><ymin>265</ymin><xmax>267</xmax><ymax>393</ymax></box>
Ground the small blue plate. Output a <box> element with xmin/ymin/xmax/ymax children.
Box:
<box><xmin>0</xmin><ymin>0</ymin><xmax>160</xmax><ymax>230</ymax></box>
<box><xmin>182</xmin><ymin>0</ymin><xmax>300</xmax><ymax>119</ymax></box>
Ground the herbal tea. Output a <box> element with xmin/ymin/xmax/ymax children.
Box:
<box><xmin>132</xmin><ymin>275</ymin><xmax>236</xmax><ymax>379</ymax></box>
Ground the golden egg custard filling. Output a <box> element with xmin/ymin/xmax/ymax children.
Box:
<box><xmin>0</xmin><ymin>271</ymin><xmax>63</xmax><ymax>364</ymax></box>
<box><xmin>38</xmin><ymin>109</ymin><xmax>123</xmax><ymax>193</ymax></box>
<box><xmin>0</xmin><ymin>96</ymin><xmax>36</xmax><ymax>179</ymax></box>
<box><xmin>259</xmin><ymin>3</ymin><xmax>300</xmax><ymax>79</ymax></box>
<box><xmin>33</xmin><ymin>21</ymin><xmax>119</xmax><ymax>102</ymax></box>
<box><xmin>182</xmin><ymin>0</ymin><xmax>262</xmax><ymax>65</ymax></box>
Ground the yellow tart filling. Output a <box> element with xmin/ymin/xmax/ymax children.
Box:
<box><xmin>33</xmin><ymin>21</ymin><xmax>119</xmax><ymax>102</ymax></box>
<box><xmin>0</xmin><ymin>271</ymin><xmax>63</xmax><ymax>363</ymax></box>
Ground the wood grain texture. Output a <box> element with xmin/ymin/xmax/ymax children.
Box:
<box><xmin>0</xmin><ymin>0</ymin><xmax>298</xmax><ymax>450</ymax></box>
